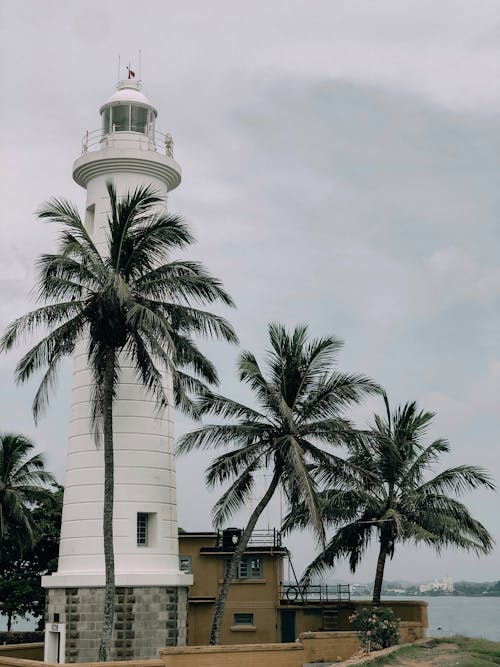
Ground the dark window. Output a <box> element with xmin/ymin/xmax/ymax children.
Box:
<box><xmin>179</xmin><ymin>555</ymin><xmax>192</xmax><ymax>574</ymax></box>
<box><xmin>233</xmin><ymin>613</ymin><xmax>254</xmax><ymax>625</ymax></box>
<box><xmin>224</xmin><ymin>556</ymin><xmax>262</xmax><ymax>579</ymax></box>
<box><xmin>137</xmin><ymin>512</ymin><xmax>149</xmax><ymax>546</ymax></box>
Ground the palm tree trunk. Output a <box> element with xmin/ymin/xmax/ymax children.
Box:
<box><xmin>372</xmin><ymin>541</ymin><xmax>388</xmax><ymax>606</ymax></box>
<box><xmin>7</xmin><ymin>612</ymin><xmax>12</xmax><ymax>632</ymax></box>
<box><xmin>209</xmin><ymin>467</ymin><xmax>282</xmax><ymax>645</ymax></box>
<box><xmin>98</xmin><ymin>350</ymin><xmax>116</xmax><ymax>662</ymax></box>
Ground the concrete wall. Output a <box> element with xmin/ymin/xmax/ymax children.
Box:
<box><xmin>290</xmin><ymin>600</ymin><xmax>428</xmax><ymax>637</ymax></box>
<box><xmin>159</xmin><ymin>643</ymin><xmax>304</xmax><ymax>667</ymax></box>
<box><xmin>159</xmin><ymin>622</ymin><xmax>424</xmax><ymax>666</ymax></box>
<box><xmin>188</xmin><ymin>598</ymin><xmax>428</xmax><ymax>645</ymax></box>
<box><xmin>301</xmin><ymin>631</ymin><xmax>361</xmax><ymax>662</ymax></box>
<box><xmin>300</xmin><ymin>623</ymin><xmax>424</xmax><ymax>663</ymax></box>
<box><xmin>0</xmin><ymin>621</ymin><xmax>424</xmax><ymax>667</ymax></box>
<box><xmin>0</xmin><ymin>659</ymin><xmax>162</xmax><ymax>667</ymax></box>
<box><xmin>0</xmin><ymin>644</ymin><xmax>44</xmax><ymax>661</ymax></box>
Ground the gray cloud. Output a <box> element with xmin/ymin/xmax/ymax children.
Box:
<box><xmin>0</xmin><ymin>0</ymin><xmax>499</xmax><ymax>582</ymax></box>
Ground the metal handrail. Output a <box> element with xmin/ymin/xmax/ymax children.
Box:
<box><xmin>81</xmin><ymin>128</ymin><xmax>174</xmax><ymax>157</ymax></box>
<box><xmin>216</xmin><ymin>528</ymin><xmax>282</xmax><ymax>549</ymax></box>
<box><xmin>280</xmin><ymin>583</ymin><xmax>351</xmax><ymax>603</ymax></box>
<box><xmin>248</xmin><ymin>528</ymin><xmax>282</xmax><ymax>547</ymax></box>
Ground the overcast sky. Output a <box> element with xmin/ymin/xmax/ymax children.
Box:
<box><xmin>1</xmin><ymin>0</ymin><xmax>500</xmax><ymax>585</ymax></box>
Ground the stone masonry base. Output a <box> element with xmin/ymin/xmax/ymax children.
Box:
<box><xmin>45</xmin><ymin>586</ymin><xmax>188</xmax><ymax>663</ymax></box>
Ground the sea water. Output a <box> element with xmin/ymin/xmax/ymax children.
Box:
<box><xmin>417</xmin><ymin>595</ymin><xmax>500</xmax><ymax>642</ymax></box>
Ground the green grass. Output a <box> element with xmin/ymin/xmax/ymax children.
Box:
<box><xmin>360</xmin><ymin>637</ymin><xmax>500</xmax><ymax>666</ymax></box>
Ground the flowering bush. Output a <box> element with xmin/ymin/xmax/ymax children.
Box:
<box><xmin>349</xmin><ymin>607</ymin><xmax>400</xmax><ymax>652</ymax></box>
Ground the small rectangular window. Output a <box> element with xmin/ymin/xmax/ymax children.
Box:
<box><xmin>179</xmin><ymin>555</ymin><xmax>192</xmax><ymax>574</ymax></box>
<box><xmin>248</xmin><ymin>557</ymin><xmax>262</xmax><ymax>578</ymax></box>
<box><xmin>137</xmin><ymin>512</ymin><xmax>149</xmax><ymax>547</ymax></box>
<box><xmin>233</xmin><ymin>613</ymin><xmax>254</xmax><ymax>625</ymax></box>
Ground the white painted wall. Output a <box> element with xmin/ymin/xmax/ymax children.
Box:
<box><xmin>43</xmin><ymin>83</ymin><xmax>192</xmax><ymax>589</ymax></box>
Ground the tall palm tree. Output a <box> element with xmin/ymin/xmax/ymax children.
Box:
<box><xmin>0</xmin><ymin>433</ymin><xmax>56</xmax><ymax>552</ymax></box>
<box><xmin>177</xmin><ymin>323</ymin><xmax>378</xmax><ymax>644</ymax></box>
<box><xmin>285</xmin><ymin>394</ymin><xmax>495</xmax><ymax>605</ymax></box>
<box><xmin>0</xmin><ymin>182</ymin><xmax>237</xmax><ymax>660</ymax></box>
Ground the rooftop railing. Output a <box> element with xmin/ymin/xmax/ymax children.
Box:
<box><xmin>280</xmin><ymin>583</ymin><xmax>351</xmax><ymax>604</ymax></box>
<box><xmin>216</xmin><ymin>528</ymin><xmax>282</xmax><ymax>549</ymax></box>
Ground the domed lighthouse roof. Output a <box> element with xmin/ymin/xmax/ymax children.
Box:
<box><xmin>73</xmin><ymin>76</ymin><xmax>181</xmax><ymax>192</ymax></box>
<box><xmin>100</xmin><ymin>79</ymin><xmax>157</xmax><ymax>116</ymax></box>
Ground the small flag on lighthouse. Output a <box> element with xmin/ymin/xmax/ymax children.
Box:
<box><xmin>127</xmin><ymin>64</ymin><xmax>135</xmax><ymax>79</ymax></box>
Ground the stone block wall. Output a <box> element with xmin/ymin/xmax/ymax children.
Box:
<box><xmin>45</xmin><ymin>586</ymin><xmax>188</xmax><ymax>662</ymax></box>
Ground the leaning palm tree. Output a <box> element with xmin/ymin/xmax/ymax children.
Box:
<box><xmin>1</xmin><ymin>182</ymin><xmax>237</xmax><ymax>660</ymax></box>
<box><xmin>285</xmin><ymin>394</ymin><xmax>495</xmax><ymax>605</ymax></box>
<box><xmin>0</xmin><ymin>433</ymin><xmax>56</xmax><ymax>552</ymax></box>
<box><xmin>178</xmin><ymin>323</ymin><xmax>378</xmax><ymax>644</ymax></box>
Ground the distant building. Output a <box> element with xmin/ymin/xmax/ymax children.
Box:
<box><xmin>419</xmin><ymin>576</ymin><xmax>454</xmax><ymax>593</ymax></box>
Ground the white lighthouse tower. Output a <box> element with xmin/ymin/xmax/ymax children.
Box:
<box><xmin>42</xmin><ymin>78</ymin><xmax>192</xmax><ymax>663</ymax></box>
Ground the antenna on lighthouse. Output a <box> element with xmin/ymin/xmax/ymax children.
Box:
<box><xmin>139</xmin><ymin>49</ymin><xmax>142</xmax><ymax>82</ymax></box>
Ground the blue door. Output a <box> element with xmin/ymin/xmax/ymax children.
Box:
<box><xmin>280</xmin><ymin>610</ymin><xmax>296</xmax><ymax>643</ymax></box>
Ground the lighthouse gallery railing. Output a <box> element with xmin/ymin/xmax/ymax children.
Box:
<box><xmin>81</xmin><ymin>128</ymin><xmax>174</xmax><ymax>157</ymax></box>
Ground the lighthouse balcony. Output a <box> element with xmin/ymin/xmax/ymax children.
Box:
<box><xmin>73</xmin><ymin>127</ymin><xmax>181</xmax><ymax>190</ymax></box>
<box><xmin>81</xmin><ymin>127</ymin><xmax>174</xmax><ymax>158</ymax></box>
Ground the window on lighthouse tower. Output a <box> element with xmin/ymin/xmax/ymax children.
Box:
<box><xmin>136</xmin><ymin>512</ymin><xmax>157</xmax><ymax>547</ymax></box>
<box><xmin>137</xmin><ymin>512</ymin><xmax>150</xmax><ymax>547</ymax></box>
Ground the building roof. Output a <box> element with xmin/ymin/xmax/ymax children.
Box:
<box><xmin>100</xmin><ymin>80</ymin><xmax>156</xmax><ymax>113</ymax></box>
<box><xmin>200</xmin><ymin>546</ymin><xmax>289</xmax><ymax>556</ymax></box>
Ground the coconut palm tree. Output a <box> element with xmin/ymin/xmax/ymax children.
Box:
<box><xmin>0</xmin><ymin>182</ymin><xmax>237</xmax><ymax>660</ymax></box>
<box><xmin>285</xmin><ymin>394</ymin><xmax>495</xmax><ymax>605</ymax></box>
<box><xmin>0</xmin><ymin>432</ymin><xmax>56</xmax><ymax>552</ymax></box>
<box><xmin>177</xmin><ymin>323</ymin><xmax>378</xmax><ymax>644</ymax></box>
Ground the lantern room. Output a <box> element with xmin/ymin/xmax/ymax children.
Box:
<box><xmin>99</xmin><ymin>79</ymin><xmax>157</xmax><ymax>136</ymax></box>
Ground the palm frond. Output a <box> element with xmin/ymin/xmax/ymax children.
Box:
<box><xmin>283</xmin><ymin>436</ymin><xmax>325</xmax><ymax>544</ymax></box>
<box><xmin>205</xmin><ymin>444</ymin><xmax>266</xmax><ymax>487</ymax></box>
<box><xmin>134</xmin><ymin>261</ymin><xmax>235</xmax><ymax>307</ymax></box>
<box><xmin>211</xmin><ymin>461</ymin><xmax>261</xmax><ymax>527</ymax></box>
<box><xmin>0</xmin><ymin>302</ymin><xmax>83</xmax><ymax>351</ymax></box>
<box><xmin>300</xmin><ymin>522</ymin><xmax>373</xmax><ymax>584</ymax></box>
<box><xmin>417</xmin><ymin>466</ymin><xmax>496</xmax><ymax>497</ymax></box>
<box><xmin>177</xmin><ymin>424</ymin><xmax>267</xmax><ymax>454</ymax></box>
<box><xmin>195</xmin><ymin>389</ymin><xmax>269</xmax><ymax>422</ymax></box>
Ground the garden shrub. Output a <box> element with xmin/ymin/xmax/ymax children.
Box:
<box><xmin>350</xmin><ymin>607</ymin><xmax>400</xmax><ymax>652</ymax></box>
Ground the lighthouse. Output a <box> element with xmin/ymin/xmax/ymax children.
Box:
<box><xmin>42</xmin><ymin>78</ymin><xmax>192</xmax><ymax>662</ymax></box>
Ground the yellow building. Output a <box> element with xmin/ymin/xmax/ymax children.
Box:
<box><xmin>179</xmin><ymin>529</ymin><xmax>287</xmax><ymax>645</ymax></box>
<box><xmin>178</xmin><ymin>529</ymin><xmax>427</xmax><ymax>646</ymax></box>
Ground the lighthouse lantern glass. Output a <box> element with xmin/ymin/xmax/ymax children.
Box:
<box><xmin>102</xmin><ymin>107</ymin><xmax>111</xmax><ymax>134</ymax></box>
<box><xmin>131</xmin><ymin>106</ymin><xmax>149</xmax><ymax>133</ymax></box>
<box><xmin>112</xmin><ymin>105</ymin><xmax>130</xmax><ymax>132</ymax></box>
<box><xmin>102</xmin><ymin>104</ymin><xmax>152</xmax><ymax>135</ymax></box>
